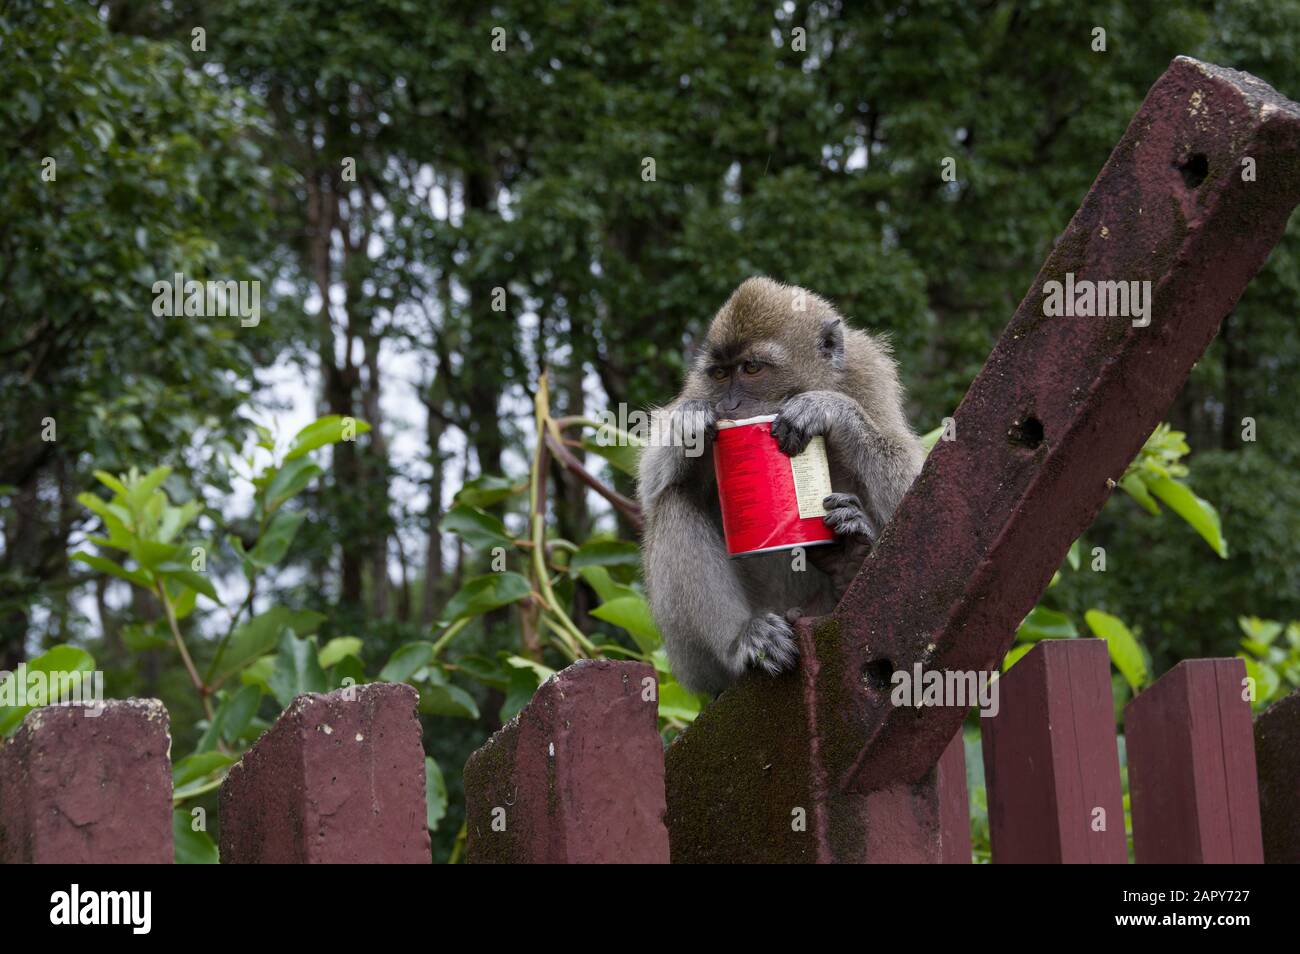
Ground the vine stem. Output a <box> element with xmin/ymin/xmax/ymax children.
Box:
<box><xmin>530</xmin><ymin>373</ymin><xmax>599</xmax><ymax>657</ymax></box>
<box><xmin>430</xmin><ymin>617</ymin><xmax>470</xmax><ymax>659</ymax></box>
<box><xmin>155</xmin><ymin>580</ymin><xmax>214</xmax><ymax>721</ymax></box>
<box><xmin>206</xmin><ymin>577</ymin><xmax>255</xmax><ymax>684</ymax></box>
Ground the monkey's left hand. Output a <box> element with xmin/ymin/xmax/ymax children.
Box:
<box><xmin>771</xmin><ymin>390</ymin><xmax>856</xmax><ymax>456</ymax></box>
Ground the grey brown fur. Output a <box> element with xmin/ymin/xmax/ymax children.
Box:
<box><xmin>638</xmin><ymin>277</ymin><xmax>924</xmax><ymax>696</ymax></box>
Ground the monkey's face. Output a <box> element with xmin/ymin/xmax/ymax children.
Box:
<box><xmin>699</xmin><ymin>339</ymin><xmax>803</xmax><ymax>419</ymax></box>
<box><xmin>693</xmin><ymin>278</ymin><xmax>848</xmax><ymax>419</ymax></box>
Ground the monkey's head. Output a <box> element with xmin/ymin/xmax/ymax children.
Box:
<box><xmin>690</xmin><ymin>276</ymin><xmax>851</xmax><ymax>419</ymax></box>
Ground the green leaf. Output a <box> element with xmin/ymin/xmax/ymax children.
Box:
<box><xmin>217</xmin><ymin>684</ymin><xmax>263</xmax><ymax>745</ymax></box>
<box><xmin>425</xmin><ymin>757</ymin><xmax>448</xmax><ymax>831</ymax></box>
<box><xmin>1002</xmin><ymin>643</ymin><xmax>1034</xmax><ymax>672</ymax></box>
<box><xmin>173</xmin><ymin>751</ymin><xmax>236</xmax><ymax>789</ymax></box>
<box><xmin>268</xmin><ymin>631</ymin><xmax>328</xmax><ymax>708</ymax></box>
<box><xmin>77</xmin><ymin>491</ymin><xmax>132</xmax><ymax>536</ymax></box>
<box><xmin>71</xmin><ymin>551</ymin><xmax>152</xmax><ymax>588</ymax></box>
<box><xmin>283</xmin><ymin>609</ymin><xmax>327</xmax><ymax>636</ymax></box>
<box><xmin>418</xmin><ymin>683</ymin><xmax>480</xmax><ymax>719</ymax></box>
<box><xmin>217</xmin><ymin>607</ymin><xmax>325</xmax><ymax>681</ymax></box>
<box><xmin>263</xmin><ymin>457</ymin><xmax>323</xmax><ymax>510</ymax></box>
<box><xmin>1240</xmin><ymin>654</ymin><xmax>1281</xmax><ymax>708</ymax></box>
<box><xmin>328</xmin><ymin>655</ymin><xmax>367</xmax><ymax>691</ymax></box>
<box><xmin>0</xmin><ymin>645</ymin><xmax>97</xmax><ymax>736</ymax></box>
<box><xmin>590</xmin><ymin>595</ymin><xmax>662</xmax><ymax>654</ymax></box>
<box><xmin>379</xmin><ymin>641</ymin><xmax>437</xmax><ymax>683</ymax></box>
<box><xmin>93</xmin><ymin>470</ymin><xmax>129</xmax><ymax>497</ymax></box>
<box><xmin>1119</xmin><ymin>473</ymin><xmax>1160</xmax><ymax>515</ymax></box>
<box><xmin>1237</xmin><ymin>616</ymin><xmax>1284</xmax><ymax>646</ymax></box>
<box><xmin>248</xmin><ymin>510</ymin><xmax>306</xmax><ymax>567</ymax></box>
<box><xmin>1065</xmin><ymin>539</ymin><xmax>1081</xmax><ymax>571</ymax></box>
<box><xmin>1085</xmin><ymin>610</ymin><xmax>1150</xmax><ymax>692</ymax></box>
<box><xmin>1145</xmin><ymin>475</ymin><xmax>1228</xmax><ymax>558</ymax></box>
<box><xmin>171</xmin><ymin>584</ymin><xmax>198</xmax><ymax>621</ymax></box>
<box><xmin>505</xmin><ymin>655</ymin><xmax>555</xmax><ymax>682</ymax></box>
<box><xmin>197</xmin><ymin>684</ymin><xmax>262</xmax><ymax>752</ymax></box>
<box><xmin>284</xmin><ymin>415</ymin><xmax>371</xmax><ymax>460</ymax></box>
<box><xmin>122</xmin><ymin>621</ymin><xmax>171</xmax><ymax>651</ymax></box>
<box><xmin>1016</xmin><ymin>606</ymin><xmax>1078</xmax><ymax>641</ymax></box>
<box><xmin>581</xmin><ymin>431</ymin><xmax>642</xmax><ymax>477</ymax></box>
<box><xmin>318</xmin><ymin>636</ymin><xmax>364</xmax><ymax>668</ymax></box>
<box><xmin>239</xmin><ymin>655</ymin><xmax>277</xmax><ymax>691</ymax></box>
<box><xmin>127</xmin><ymin>465</ymin><xmax>172</xmax><ymax>511</ymax></box>
<box><xmin>569</xmin><ymin>539</ymin><xmax>642</xmax><ymax>572</ymax></box>
<box><xmin>437</xmin><ymin>572</ymin><xmax>532</xmax><ymax>626</ymax></box>
<box><xmin>657</xmin><ymin>680</ymin><xmax>704</xmax><ymax>722</ymax></box>
<box><xmin>454</xmin><ymin>654</ymin><xmax>511</xmax><ymax>691</ymax></box>
<box><xmin>157</xmin><ymin>502</ymin><xmax>203</xmax><ymax>543</ymax></box>
<box><xmin>173</xmin><ymin>809</ymin><xmax>219</xmax><ymax>864</ymax></box>
<box><xmin>157</xmin><ymin>565</ymin><xmax>221</xmax><ymax>603</ymax></box>
<box><xmin>577</xmin><ymin>565</ymin><xmax>639</xmax><ymax>603</ymax></box>
<box><xmin>452</xmin><ymin>474</ymin><xmax>526</xmax><ymax>508</ymax></box>
<box><xmin>438</xmin><ymin>505</ymin><xmax>513</xmax><ymax>550</ymax></box>
<box><xmin>500</xmin><ymin>665</ymin><xmax>540</xmax><ymax>723</ymax></box>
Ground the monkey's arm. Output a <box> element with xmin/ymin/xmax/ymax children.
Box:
<box><xmin>636</xmin><ymin>399</ymin><xmax>716</xmax><ymax>506</ymax></box>
<box><xmin>643</xmin><ymin>488</ymin><xmax>798</xmax><ymax>696</ymax></box>
<box><xmin>772</xmin><ymin>390</ymin><xmax>924</xmax><ymax>532</ymax></box>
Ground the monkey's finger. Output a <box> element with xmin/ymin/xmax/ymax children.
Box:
<box><xmin>771</xmin><ymin>419</ymin><xmax>811</xmax><ymax>456</ymax></box>
<box><xmin>824</xmin><ymin>507</ymin><xmax>875</xmax><ymax>539</ymax></box>
<box><xmin>823</xmin><ymin>492</ymin><xmax>863</xmax><ymax>511</ymax></box>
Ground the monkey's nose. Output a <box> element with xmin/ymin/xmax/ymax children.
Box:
<box><xmin>715</xmin><ymin>396</ymin><xmax>742</xmax><ymax>416</ymax></box>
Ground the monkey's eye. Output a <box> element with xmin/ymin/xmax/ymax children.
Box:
<box><xmin>741</xmin><ymin>360</ymin><xmax>762</xmax><ymax>375</ymax></box>
<box><xmin>709</xmin><ymin>367</ymin><xmax>728</xmax><ymax>381</ymax></box>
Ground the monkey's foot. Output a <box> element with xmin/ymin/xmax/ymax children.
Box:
<box><xmin>737</xmin><ymin>613</ymin><xmax>799</xmax><ymax>676</ymax></box>
<box><xmin>823</xmin><ymin>492</ymin><xmax>876</xmax><ymax>541</ymax></box>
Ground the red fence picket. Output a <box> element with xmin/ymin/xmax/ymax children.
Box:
<box><xmin>1125</xmin><ymin>658</ymin><xmax>1263</xmax><ymax>863</ymax></box>
<box><xmin>1252</xmin><ymin>689</ymin><xmax>1300</xmax><ymax>863</ymax></box>
<box><xmin>938</xmin><ymin>729</ymin><xmax>972</xmax><ymax>864</ymax></box>
<box><xmin>0</xmin><ymin>671</ymin><xmax>1295</xmax><ymax>864</ymax></box>
<box><xmin>219</xmin><ymin>682</ymin><xmax>431</xmax><ymax>863</ymax></box>
<box><xmin>463</xmin><ymin>659</ymin><xmax>669</xmax><ymax>864</ymax></box>
<box><xmin>982</xmin><ymin>640</ymin><xmax>1126</xmax><ymax>863</ymax></box>
<box><xmin>0</xmin><ymin>700</ymin><xmax>173</xmax><ymax>863</ymax></box>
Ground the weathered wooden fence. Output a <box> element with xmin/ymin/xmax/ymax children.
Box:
<box><xmin>3</xmin><ymin>56</ymin><xmax>1299</xmax><ymax>865</ymax></box>
<box><xmin>1</xmin><ymin>645</ymin><xmax>1292</xmax><ymax>863</ymax></box>
<box><xmin>463</xmin><ymin>646</ymin><xmax>1297</xmax><ymax>864</ymax></box>
<box><xmin>0</xmin><ymin>683</ymin><xmax>431</xmax><ymax>864</ymax></box>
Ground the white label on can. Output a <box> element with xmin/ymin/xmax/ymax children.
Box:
<box><xmin>790</xmin><ymin>436</ymin><xmax>832</xmax><ymax>519</ymax></box>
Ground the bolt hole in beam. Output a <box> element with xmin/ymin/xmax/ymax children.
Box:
<box><xmin>862</xmin><ymin>658</ymin><xmax>894</xmax><ymax>692</ymax></box>
<box><xmin>1006</xmin><ymin>415</ymin><xmax>1044</xmax><ymax>450</ymax></box>
<box><xmin>1176</xmin><ymin>152</ymin><xmax>1209</xmax><ymax>188</ymax></box>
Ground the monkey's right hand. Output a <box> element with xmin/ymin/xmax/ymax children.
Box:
<box><xmin>638</xmin><ymin>399</ymin><xmax>718</xmax><ymax>505</ymax></box>
<box><xmin>667</xmin><ymin>398</ymin><xmax>717</xmax><ymax>458</ymax></box>
<box><xmin>736</xmin><ymin>613</ymin><xmax>799</xmax><ymax>677</ymax></box>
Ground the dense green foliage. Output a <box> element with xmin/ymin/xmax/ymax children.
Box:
<box><xmin>3</xmin><ymin>0</ymin><xmax>1299</xmax><ymax>861</ymax></box>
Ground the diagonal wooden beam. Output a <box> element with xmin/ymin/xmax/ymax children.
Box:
<box><xmin>665</xmin><ymin>56</ymin><xmax>1300</xmax><ymax>862</ymax></box>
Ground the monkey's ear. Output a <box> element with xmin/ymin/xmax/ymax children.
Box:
<box><xmin>818</xmin><ymin>317</ymin><xmax>845</xmax><ymax>370</ymax></box>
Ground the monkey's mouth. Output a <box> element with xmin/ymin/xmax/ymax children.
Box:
<box><xmin>714</xmin><ymin>398</ymin><xmax>780</xmax><ymax>420</ymax></box>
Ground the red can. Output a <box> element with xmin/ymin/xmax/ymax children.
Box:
<box><xmin>713</xmin><ymin>414</ymin><xmax>836</xmax><ymax>557</ymax></box>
